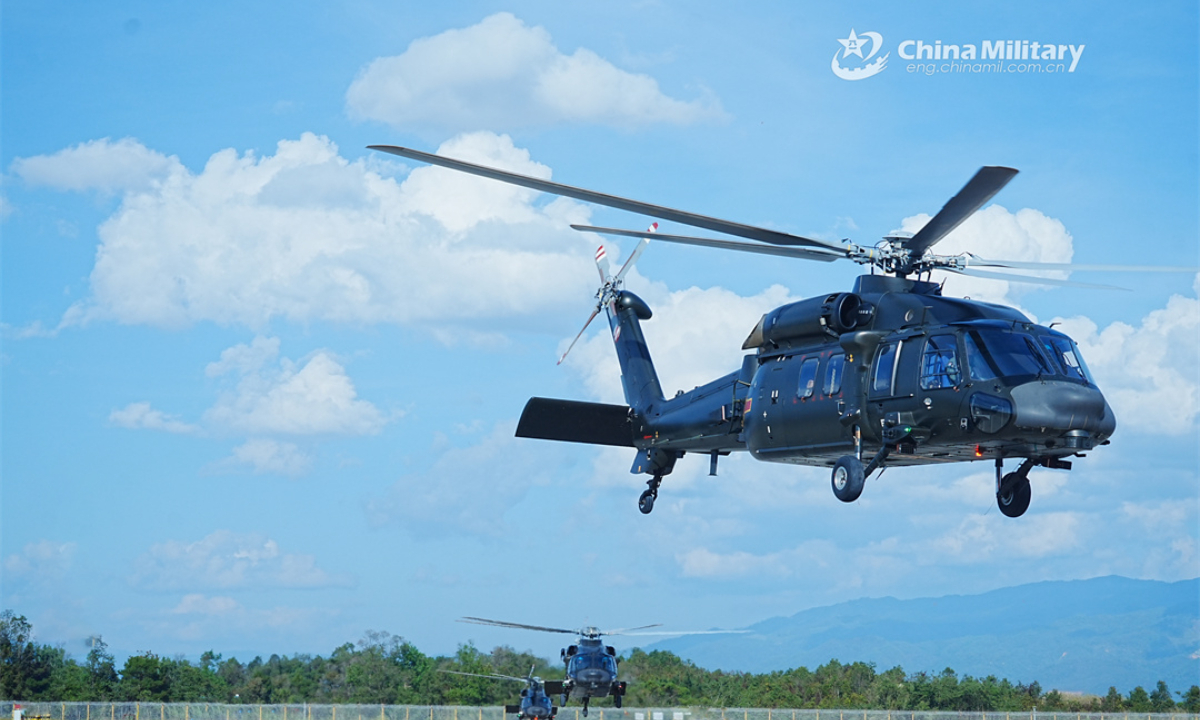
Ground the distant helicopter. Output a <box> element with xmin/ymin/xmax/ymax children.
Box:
<box><xmin>371</xmin><ymin>145</ymin><xmax>1194</xmax><ymax>518</ymax></box>
<box><xmin>442</xmin><ymin>667</ymin><xmax>562</xmax><ymax>720</ymax></box>
<box><xmin>457</xmin><ymin>617</ymin><xmax>734</xmax><ymax>716</ymax></box>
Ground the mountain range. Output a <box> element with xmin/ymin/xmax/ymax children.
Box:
<box><xmin>647</xmin><ymin>576</ymin><xmax>1199</xmax><ymax>695</ymax></box>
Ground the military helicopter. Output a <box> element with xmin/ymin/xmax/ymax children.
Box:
<box><xmin>457</xmin><ymin>617</ymin><xmax>735</xmax><ymax>716</ymax></box>
<box><xmin>370</xmin><ymin>144</ymin><xmax>1193</xmax><ymax>518</ymax></box>
<box><xmin>457</xmin><ymin>617</ymin><xmax>648</xmax><ymax>716</ymax></box>
<box><xmin>442</xmin><ymin>667</ymin><xmax>562</xmax><ymax>720</ymax></box>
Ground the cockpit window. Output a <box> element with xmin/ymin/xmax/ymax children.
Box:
<box><xmin>920</xmin><ymin>334</ymin><xmax>961</xmax><ymax>390</ymax></box>
<box><xmin>1041</xmin><ymin>335</ymin><xmax>1095</xmax><ymax>384</ymax></box>
<box><xmin>964</xmin><ymin>330</ymin><xmax>1054</xmax><ymax>381</ymax></box>
<box><xmin>872</xmin><ymin>343</ymin><xmax>898</xmax><ymax>394</ymax></box>
<box><xmin>569</xmin><ymin>652</ymin><xmax>615</xmax><ymax>674</ymax></box>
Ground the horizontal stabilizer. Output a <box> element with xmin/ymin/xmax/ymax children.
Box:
<box><xmin>543</xmin><ymin>680</ymin><xmax>565</xmax><ymax>695</ymax></box>
<box><xmin>504</xmin><ymin>707</ymin><xmax>519</xmax><ymax>715</ymax></box>
<box><xmin>516</xmin><ymin>398</ymin><xmax>634</xmax><ymax>447</ymax></box>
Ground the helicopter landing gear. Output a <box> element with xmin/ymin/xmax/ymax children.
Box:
<box><xmin>831</xmin><ymin>456</ymin><xmax>865</xmax><ymax>502</ymax></box>
<box><xmin>613</xmin><ymin>692</ymin><xmax>623</xmax><ymax>709</ymax></box>
<box><xmin>996</xmin><ymin>457</ymin><xmax>1036</xmax><ymax>518</ymax></box>
<box><xmin>581</xmin><ymin>698</ymin><xmax>590</xmax><ymax>717</ymax></box>
<box><xmin>638</xmin><ymin>475</ymin><xmax>662</xmax><ymax>514</ymax></box>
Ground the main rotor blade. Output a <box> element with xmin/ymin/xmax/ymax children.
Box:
<box><xmin>459</xmin><ymin>617</ymin><xmax>578</xmax><ymax>635</ymax></box>
<box><xmin>614</xmin><ymin>629</ymin><xmax>747</xmax><ymax>637</ymax></box>
<box><xmin>369</xmin><ymin>145</ymin><xmax>843</xmax><ymax>252</ymax></box>
<box><xmin>599</xmin><ymin>623</ymin><xmax>663</xmax><ymax>636</ymax></box>
<box><xmin>572</xmin><ymin>225</ymin><xmax>844</xmax><ymax>263</ymax></box>
<box><xmin>943</xmin><ymin>266</ymin><xmax>1128</xmax><ymax>291</ymax></box>
<box><xmin>964</xmin><ymin>255</ymin><xmax>1200</xmax><ymax>273</ymax></box>
<box><xmin>905</xmin><ymin>166</ymin><xmax>1019</xmax><ymax>260</ymax></box>
<box><xmin>557</xmin><ymin>306</ymin><xmax>602</xmax><ymax>366</ymax></box>
<box><xmin>441</xmin><ymin>670</ymin><xmax>527</xmax><ymax>684</ymax></box>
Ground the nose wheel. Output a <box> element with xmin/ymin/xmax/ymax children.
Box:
<box><xmin>638</xmin><ymin>475</ymin><xmax>662</xmax><ymax>514</ymax></box>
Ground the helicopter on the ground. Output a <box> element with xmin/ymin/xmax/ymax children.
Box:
<box><xmin>457</xmin><ymin>617</ymin><xmax>737</xmax><ymax>716</ymax></box>
<box><xmin>370</xmin><ymin>144</ymin><xmax>1193</xmax><ymax>518</ymax></box>
<box><xmin>458</xmin><ymin>617</ymin><xmax>650</xmax><ymax>717</ymax></box>
<box><xmin>442</xmin><ymin>667</ymin><xmax>562</xmax><ymax>720</ymax></box>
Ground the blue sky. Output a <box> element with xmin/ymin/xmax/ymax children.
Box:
<box><xmin>2</xmin><ymin>0</ymin><xmax>1197</xmax><ymax>673</ymax></box>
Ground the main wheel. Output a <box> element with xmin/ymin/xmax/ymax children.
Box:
<box><xmin>997</xmin><ymin>473</ymin><xmax>1031</xmax><ymax>518</ymax></box>
<box><xmin>638</xmin><ymin>489</ymin><xmax>656</xmax><ymax>514</ymax></box>
<box><xmin>614</xmin><ymin>693</ymin><xmax>622</xmax><ymax>709</ymax></box>
<box><xmin>831</xmin><ymin>455</ymin><xmax>865</xmax><ymax>502</ymax></box>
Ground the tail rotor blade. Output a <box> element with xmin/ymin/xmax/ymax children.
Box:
<box><xmin>614</xmin><ymin>223</ymin><xmax>657</xmax><ymax>283</ymax></box>
<box><xmin>558</xmin><ymin>306</ymin><xmax>602</xmax><ymax>365</ymax></box>
<box><xmin>595</xmin><ymin>245</ymin><xmax>611</xmax><ymax>282</ymax></box>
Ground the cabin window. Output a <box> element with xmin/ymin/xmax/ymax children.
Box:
<box><xmin>797</xmin><ymin>357</ymin><xmax>819</xmax><ymax>398</ymax></box>
<box><xmin>1041</xmin><ymin>335</ymin><xmax>1095</xmax><ymax>384</ymax></box>
<box><xmin>872</xmin><ymin>343</ymin><xmax>898</xmax><ymax>395</ymax></box>
<box><xmin>824</xmin><ymin>354</ymin><xmax>846</xmax><ymax>396</ymax></box>
<box><xmin>920</xmin><ymin>334</ymin><xmax>961</xmax><ymax>390</ymax></box>
<box><xmin>965</xmin><ymin>330</ymin><xmax>1053</xmax><ymax>381</ymax></box>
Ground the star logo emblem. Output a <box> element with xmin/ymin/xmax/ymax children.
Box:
<box><xmin>838</xmin><ymin>29</ymin><xmax>868</xmax><ymax>59</ymax></box>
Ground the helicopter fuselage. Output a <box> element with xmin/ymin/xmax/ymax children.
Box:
<box><xmin>560</xmin><ymin>638</ymin><xmax>622</xmax><ymax>700</ymax></box>
<box><xmin>625</xmin><ymin>274</ymin><xmax>1115</xmax><ymax>469</ymax></box>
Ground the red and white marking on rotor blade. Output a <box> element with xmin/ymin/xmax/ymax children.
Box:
<box><xmin>595</xmin><ymin>245</ymin><xmax>611</xmax><ymax>281</ymax></box>
<box><xmin>614</xmin><ymin>225</ymin><xmax>655</xmax><ymax>282</ymax></box>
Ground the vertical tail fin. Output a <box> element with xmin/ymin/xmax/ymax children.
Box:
<box><xmin>606</xmin><ymin>291</ymin><xmax>664</xmax><ymax>411</ymax></box>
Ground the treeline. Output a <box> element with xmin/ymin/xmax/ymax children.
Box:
<box><xmin>3</xmin><ymin>611</ymin><xmax>1198</xmax><ymax>712</ymax></box>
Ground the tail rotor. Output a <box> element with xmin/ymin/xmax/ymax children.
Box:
<box><xmin>556</xmin><ymin>224</ymin><xmax>657</xmax><ymax>365</ymax></box>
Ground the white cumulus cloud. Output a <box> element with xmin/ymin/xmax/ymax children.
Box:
<box><xmin>47</xmin><ymin>132</ymin><xmax>597</xmax><ymax>331</ymax></box>
<box><xmin>131</xmin><ymin>530</ymin><xmax>354</xmax><ymax>590</ymax></box>
<box><xmin>1050</xmin><ymin>276</ymin><xmax>1200</xmax><ymax>436</ymax></box>
<box><xmin>11</xmin><ymin>137</ymin><xmax>183</xmax><ymax>195</ymax></box>
<box><xmin>901</xmin><ymin>204</ymin><xmax>1075</xmax><ymax>308</ymax></box>
<box><xmin>229</xmin><ymin>438</ymin><xmax>313</xmax><ymax>476</ymax></box>
<box><xmin>346</xmin><ymin>12</ymin><xmax>726</xmax><ymax>133</ymax></box>
<box><xmin>204</xmin><ymin>340</ymin><xmax>386</xmax><ymax>436</ymax></box>
<box><xmin>109</xmin><ymin>401</ymin><xmax>199</xmax><ymax>434</ymax></box>
<box><xmin>4</xmin><ymin>540</ymin><xmax>77</xmax><ymax>579</ymax></box>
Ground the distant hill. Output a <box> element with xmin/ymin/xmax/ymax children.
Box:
<box><xmin>647</xmin><ymin>576</ymin><xmax>1200</xmax><ymax>695</ymax></box>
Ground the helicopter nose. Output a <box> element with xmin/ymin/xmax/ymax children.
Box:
<box><xmin>1010</xmin><ymin>380</ymin><xmax>1115</xmax><ymax>439</ymax></box>
<box><xmin>578</xmin><ymin>669</ymin><xmax>608</xmax><ymax>684</ymax></box>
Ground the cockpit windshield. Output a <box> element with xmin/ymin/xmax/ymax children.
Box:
<box><xmin>964</xmin><ymin>329</ymin><xmax>1054</xmax><ymax>381</ymax></box>
<box><xmin>569</xmin><ymin>652</ymin><xmax>615</xmax><ymax>674</ymax></box>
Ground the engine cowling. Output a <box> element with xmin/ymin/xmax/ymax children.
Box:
<box><xmin>742</xmin><ymin>293</ymin><xmax>865</xmax><ymax>349</ymax></box>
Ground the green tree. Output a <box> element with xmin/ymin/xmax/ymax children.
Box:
<box><xmin>1101</xmin><ymin>686</ymin><xmax>1125</xmax><ymax>711</ymax></box>
<box><xmin>119</xmin><ymin>652</ymin><xmax>171</xmax><ymax>701</ymax></box>
<box><xmin>0</xmin><ymin>611</ymin><xmax>56</xmax><ymax>700</ymax></box>
<box><xmin>1127</xmin><ymin>685</ymin><xmax>1151</xmax><ymax>712</ymax></box>
<box><xmin>1179</xmin><ymin>685</ymin><xmax>1200</xmax><ymax>713</ymax></box>
<box><xmin>86</xmin><ymin>637</ymin><xmax>119</xmax><ymax>700</ymax></box>
<box><xmin>1149</xmin><ymin>680</ymin><xmax>1175</xmax><ymax>711</ymax></box>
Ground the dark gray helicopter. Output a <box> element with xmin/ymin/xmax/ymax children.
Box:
<box><xmin>371</xmin><ymin>145</ymin><xmax>1192</xmax><ymax>518</ymax></box>
<box><xmin>442</xmin><ymin>667</ymin><xmax>562</xmax><ymax>720</ymax></box>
